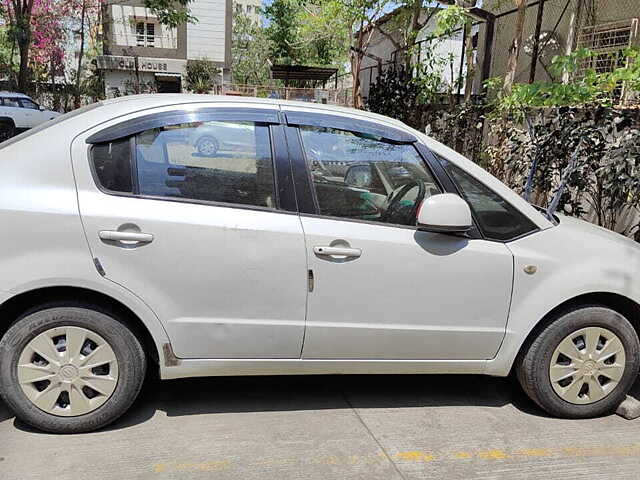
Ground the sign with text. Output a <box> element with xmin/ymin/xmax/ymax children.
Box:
<box><xmin>97</xmin><ymin>56</ymin><xmax>186</xmax><ymax>74</ymax></box>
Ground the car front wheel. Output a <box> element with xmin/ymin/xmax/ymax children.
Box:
<box><xmin>517</xmin><ymin>305</ymin><xmax>640</xmax><ymax>418</ymax></box>
<box><xmin>0</xmin><ymin>304</ymin><xmax>146</xmax><ymax>433</ymax></box>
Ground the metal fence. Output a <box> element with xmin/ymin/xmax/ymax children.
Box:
<box><xmin>490</xmin><ymin>0</ymin><xmax>640</xmax><ymax>105</ymax></box>
<box><xmin>212</xmin><ymin>83</ymin><xmax>354</xmax><ymax>107</ymax></box>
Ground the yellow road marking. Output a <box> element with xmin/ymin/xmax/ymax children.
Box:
<box><xmin>477</xmin><ymin>450</ymin><xmax>510</xmax><ymax>460</ymax></box>
<box><xmin>152</xmin><ymin>443</ymin><xmax>640</xmax><ymax>473</ymax></box>
<box><xmin>395</xmin><ymin>451</ymin><xmax>435</xmax><ymax>462</ymax></box>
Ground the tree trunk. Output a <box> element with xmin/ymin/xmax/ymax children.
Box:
<box><xmin>464</xmin><ymin>20</ymin><xmax>475</xmax><ymax>103</ymax></box>
<box><xmin>352</xmin><ymin>17</ymin><xmax>365</xmax><ymax>110</ymax></box>
<box><xmin>17</xmin><ymin>37</ymin><xmax>30</xmax><ymax>93</ymax></box>
<box><xmin>16</xmin><ymin>0</ymin><xmax>36</xmax><ymax>93</ymax></box>
<box><xmin>503</xmin><ymin>0</ymin><xmax>527</xmax><ymax>95</ymax></box>
<box><xmin>74</xmin><ymin>0</ymin><xmax>88</xmax><ymax>109</ymax></box>
<box><xmin>351</xmin><ymin>52</ymin><xmax>363</xmax><ymax>109</ymax></box>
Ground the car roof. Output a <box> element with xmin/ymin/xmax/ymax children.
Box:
<box><xmin>96</xmin><ymin>94</ymin><xmax>408</xmax><ymax>129</ymax></box>
<box><xmin>0</xmin><ymin>91</ymin><xmax>30</xmax><ymax>98</ymax></box>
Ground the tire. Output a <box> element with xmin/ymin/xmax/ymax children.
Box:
<box><xmin>196</xmin><ymin>135</ymin><xmax>219</xmax><ymax>156</ymax></box>
<box><xmin>0</xmin><ymin>121</ymin><xmax>15</xmax><ymax>142</ymax></box>
<box><xmin>516</xmin><ymin>305</ymin><xmax>640</xmax><ymax>418</ymax></box>
<box><xmin>0</xmin><ymin>304</ymin><xmax>146</xmax><ymax>433</ymax></box>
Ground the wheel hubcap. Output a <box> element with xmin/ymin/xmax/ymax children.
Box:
<box><xmin>549</xmin><ymin>327</ymin><xmax>626</xmax><ymax>405</ymax></box>
<box><xmin>199</xmin><ymin>139</ymin><xmax>217</xmax><ymax>156</ymax></box>
<box><xmin>17</xmin><ymin>326</ymin><xmax>119</xmax><ymax>417</ymax></box>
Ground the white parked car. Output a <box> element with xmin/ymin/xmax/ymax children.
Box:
<box><xmin>0</xmin><ymin>91</ymin><xmax>61</xmax><ymax>141</ymax></box>
<box><xmin>0</xmin><ymin>95</ymin><xmax>638</xmax><ymax>434</ymax></box>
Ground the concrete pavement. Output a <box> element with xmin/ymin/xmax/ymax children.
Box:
<box><xmin>2</xmin><ymin>374</ymin><xmax>640</xmax><ymax>480</ymax></box>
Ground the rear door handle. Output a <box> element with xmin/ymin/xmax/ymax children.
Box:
<box><xmin>99</xmin><ymin>230</ymin><xmax>154</xmax><ymax>244</ymax></box>
<box><xmin>313</xmin><ymin>246</ymin><xmax>362</xmax><ymax>258</ymax></box>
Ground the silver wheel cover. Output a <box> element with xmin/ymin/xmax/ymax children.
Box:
<box><xmin>198</xmin><ymin>138</ymin><xmax>218</xmax><ymax>156</ymax></box>
<box><xmin>549</xmin><ymin>327</ymin><xmax>626</xmax><ymax>405</ymax></box>
<box><xmin>17</xmin><ymin>326</ymin><xmax>119</xmax><ymax>417</ymax></box>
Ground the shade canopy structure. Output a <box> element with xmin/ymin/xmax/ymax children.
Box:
<box><xmin>270</xmin><ymin>65</ymin><xmax>339</xmax><ymax>88</ymax></box>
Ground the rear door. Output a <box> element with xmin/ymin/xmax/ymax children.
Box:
<box><xmin>18</xmin><ymin>97</ymin><xmax>41</xmax><ymax>127</ymax></box>
<box><xmin>284</xmin><ymin>110</ymin><xmax>516</xmax><ymax>360</ymax></box>
<box><xmin>72</xmin><ymin>105</ymin><xmax>308</xmax><ymax>359</ymax></box>
<box><xmin>2</xmin><ymin>97</ymin><xmax>27</xmax><ymax>128</ymax></box>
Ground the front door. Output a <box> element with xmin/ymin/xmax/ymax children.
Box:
<box><xmin>292</xmin><ymin>122</ymin><xmax>514</xmax><ymax>360</ymax></box>
<box><xmin>72</xmin><ymin>107</ymin><xmax>308</xmax><ymax>359</ymax></box>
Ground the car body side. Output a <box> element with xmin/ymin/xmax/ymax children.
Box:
<box><xmin>0</xmin><ymin>95</ymin><xmax>639</xmax><ymax>380</ymax></box>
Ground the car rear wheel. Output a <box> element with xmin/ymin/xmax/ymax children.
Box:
<box><xmin>0</xmin><ymin>121</ymin><xmax>15</xmax><ymax>141</ymax></box>
<box><xmin>516</xmin><ymin>305</ymin><xmax>640</xmax><ymax>418</ymax></box>
<box><xmin>196</xmin><ymin>135</ymin><xmax>219</xmax><ymax>156</ymax></box>
<box><xmin>0</xmin><ymin>304</ymin><xmax>146</xmax><ymax>433</ymax></box>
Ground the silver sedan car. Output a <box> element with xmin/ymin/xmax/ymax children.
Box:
<box><xmin>0</xmin><ymin>95</ymin><xmax>638</xmax><ymax>433</ymax></box>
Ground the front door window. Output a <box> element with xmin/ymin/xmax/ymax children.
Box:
<box><xmin>299</xmin><ymin>126</ymin><xmax>441</xmax><ymax>226</ymax></box>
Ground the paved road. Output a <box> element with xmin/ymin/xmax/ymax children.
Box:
<box><xmin>2</xmin><ymin>374</ymin><xmax>639</xmax><ymax>480</ymax></box>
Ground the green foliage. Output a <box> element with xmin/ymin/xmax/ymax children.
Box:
<box><xmin>143</xmin><ymin>0</ymin><xmax>196</xmax><ymax>28</ymax></box>
<box><xmin>264</xmin><ymin>0</ymin><xmax>300</xmax><ymax>64</ymax></box>
<box><xmin>296</xmin><ymin>0</ymin><xmax>350</xmax><ymax>68</ymax></box>
<box><xmin>264</xmin><ymin>0</ymin><xmax>350</xmax><ymax>69</ymax></box>
<box><xmin>231</xmin><ymin>5</ymin><xmax>273</xmax><ymax>85</ymax></box>
<box><xmin>485</xmin><ymin>107</ymin><xmax>640</xmax><ymax>233</ymax></box>
<box><xmin>489</xmin><ymin>47</ymin><xmax>640</xmax><ymax>111</ymax></box>
<box><xmin>367</xmin><ymin>5</ymin><xmax>471</xmax><ymax>119</ymax></box>
<box><xmin>434</xmin><ymin>4</ymin><xmax>468</xmax><ymax>37</ymax></box>
<box><xmin>185</xmin><ymin>59</ymin><xmax>220</xmax><ymax>93</ymax></box>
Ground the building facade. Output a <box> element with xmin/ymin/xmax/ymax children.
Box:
<box><xmin>234</xmin><ymin>0</ymin><xmax>262</xmax><ymax>24</ymax></box>
<box><xmin>98</xmin><ymin>0</ymin><xmax>232</xmax><ymax>98</ymax></box>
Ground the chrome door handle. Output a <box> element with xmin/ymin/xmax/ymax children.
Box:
<box><xmin>99</xmin><ymin>230</ymin><xmax>154</xmax><ymax>244</ymax></box>
<box><xmin>313</xmin><ymin>246</ymin><xmax>362</xmax><ymax>258</ymax></box>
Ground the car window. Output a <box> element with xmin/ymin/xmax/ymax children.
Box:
<box><xmin>90</xmin><ymin>121</ymin><xmax>276</xmax><ymax>209</ymax></box>
<box><xmin>135</xmin><ymin>121</ymin><xmax>275</xmax><ymax>208</ymax></box>
<box><xmin>2</xmin><ymin>97</ymin><xmax>20</xmax><ymax>107</ymax></box>
<box><xmin>19</xmin><ymin>98</ymin><xmax>39</xmax><ymax>110</ymax></box>
<box><xmin>299</xmin><ymin>126</ymin><xmax>441</xmax><ymax>226</ymax></box>
<box><xmin>436</xmin><ymin>155</ymin><xmax>538</xmax><ymax>241</ymax></box>
<box><xmin>91</xmin><ymin>138</ymin><xmax>134</xmax><ymax>193</ymax></box>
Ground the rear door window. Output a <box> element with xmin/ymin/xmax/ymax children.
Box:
<box><xmin>135</xmin><ymin>121</ymin><xmax>275</xmax><ymax>208</ymax></box>
<box><xmin>2</xmin><ymin>98</ymin><xmax>20</xmax><ymax>107</ymax></box>
<box><xmin>90</xmin><ymin>119</ymin><xmax>277</xmax><ymax>209</ymax></box>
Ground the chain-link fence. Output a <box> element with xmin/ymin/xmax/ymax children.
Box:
<box><xmin>488</xmin><ymin>0</ymin><xmax>639</xmax><ymax>105</ymax></box>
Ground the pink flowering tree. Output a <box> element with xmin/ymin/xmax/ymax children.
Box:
<box><xmin>1</xmin><ymin>0</ymin><xmax>194</xmax><ymax>95</ymax></box>
<box><xmin>30</xmin><ymin>0</ymin><xmax>67</xmax><ymax>82</ymax></box>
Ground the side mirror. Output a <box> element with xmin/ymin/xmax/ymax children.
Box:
<box><xmin>344</xmin><ymin>164</ymin><xmax>373</xmax><ymax>188</ymax></box>
<box><xmin>416</xmin><ymin>193</ymin><xmax>472</xmax><ymax>234</ymax></box>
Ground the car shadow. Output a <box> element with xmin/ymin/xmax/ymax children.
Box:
<box><xmin>6</xmin><ymin>374</ymin><xmax>640</xmax><ymax>434</ymax></box>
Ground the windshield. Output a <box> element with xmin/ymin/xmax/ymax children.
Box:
<box><xmin>0</xmin><ymin>102</ymin><xmax>102</xmax><ymax>151</ymax></box>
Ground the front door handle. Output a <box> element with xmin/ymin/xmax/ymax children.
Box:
<box><xmin>313</xmin><ymin>246</ymin><xmax>362</xmax><ymax>258</ymax></box>
<box><xmin>99</xmin><ymin>230</ymin><xmax>154</xmax><ymax>245</ymax></box>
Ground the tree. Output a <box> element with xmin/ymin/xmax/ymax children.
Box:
<box><xmin>0</xmin><ymin>0</ymin><xmax>196</xmax><ymax>93</ymax></box>
<box><xmin>1</xmin><ymin>0</ymin><xmax>36</xmax><ymax>92</ymax></box>
<box><xmin>264</xmin><ymin>0</ymin><xmax>301</xmax><ymax>65</ymax></box>
<box><xmin>185</xmin><ymin>58</ymin><xmax>220</xmax><ymax>93</ymax></box>
<box><xmin>264</xmin><ymin>0</ymin><xmax>347</xmax><ymax>69</ymax></box>
<box><xmin>297</xmin><ymin>0</ymin><xmax>391</xmax><ymax>107</ymax></box>
<box><xmin>503</xmin><ymin>0</ymin><xmax>527</xmax><ymax>95</ymax></box>
<box><xmin>371</xmin><ymin>1</ymin><xmax>441</xmax><ymax>69</ymax></box>
<box><xmin>231</xmin><ymin>3</ymin><xmax>272</xmax><ymax>85</ymax></box>
<box><xmin>66</xmin><ymin>0</ymin><xmax>101</xmax><ymax>108</ymax></box>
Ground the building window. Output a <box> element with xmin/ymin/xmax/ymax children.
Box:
<box><xmin>135</xmin><ymin>21</ymin><xmax>156</xmax><ymax>48</ymax></box>
<box><xmin>577</xmin><ymin>19</ymin><xmax>638</xmax><ymax>75</ymax></box>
